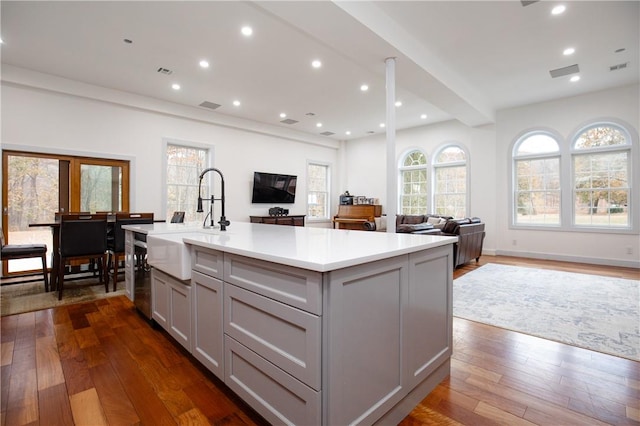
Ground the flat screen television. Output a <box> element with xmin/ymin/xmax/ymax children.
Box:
<box><xmin>251</xmin><ymin>171</ymin><xmax>297</xmax><ymax>204</ymax></box>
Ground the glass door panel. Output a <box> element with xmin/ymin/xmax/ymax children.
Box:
<box><xmin>4</xmin><ymin>154</ymin><xmax>59</xmax><ymax>273</ymax></box>
<box><xmin>80</xmin><ymin>164</ymin><xmax>123</xmax><ymax>212</ymax></box>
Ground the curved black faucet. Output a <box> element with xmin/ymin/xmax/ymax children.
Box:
<box><xmin>196</xmin><ymin>167</ymin><xmax>230</xmax><ymax>231</ymax></box>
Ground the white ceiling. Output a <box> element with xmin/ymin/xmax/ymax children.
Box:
<box><xmin>1</xmin><ymin>1</ymin><xmax>638</xmax><ymax>141</ymax></box>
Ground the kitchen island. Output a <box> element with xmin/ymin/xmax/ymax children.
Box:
<box><xmin>138</xmin><ymin>222</ymin><xmax>457</xmax><ymax>425</ymax></box>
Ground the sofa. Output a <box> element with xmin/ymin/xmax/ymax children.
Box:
<box><xmin>396</xmin><ymin>215</ymin><xmax>485</xmax><ymax>268</ymax></box>
<box><xmin>395</xmin><ymin>214</ymin><xmax>452</xmax><ymax>234</ymax></box>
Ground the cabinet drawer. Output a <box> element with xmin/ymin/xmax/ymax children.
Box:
<box><xmin>192</xmin><ymin>246</ymin><xmax>224</xmax><ymax>279</ymax></box>
<box><xmin>225</xmin><ymin>336</ymin><xmax>321</xmax><ymax>426</ymax></box>
<box><xmin>225</xmin><ymin>284</ymin><xmax>321</xmax><ymax>390</ymax></box>
<box><xmin>224</xmin><ymin>254</ymin><xmax>322</xmax><ymax>315</ymax></box>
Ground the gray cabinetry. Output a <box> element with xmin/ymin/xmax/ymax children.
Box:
<box><xmin>191</xmin><ymin>270</ymin><xmax>224</xmax><ymax>379</ymax></box>
<box><xmin>324</xmin><ymin>245</ymin><xmax>452</xmax><ymax>425</ymax></box>
<box><xmin>162</xmin><ymin>238</ymin><xmax>454</xmax><ymax>426</ymax></box>
<box><xmin>151</xmin><ymin>268</ymin><xmax>191</xmax><ymax>351</ymax></box>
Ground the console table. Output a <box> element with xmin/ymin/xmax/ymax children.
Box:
<box><xmin>250</xmin><ymin>215</ymin><xmax>305</xmax><ymax>227</ymax></box>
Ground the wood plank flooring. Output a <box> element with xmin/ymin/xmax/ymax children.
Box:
<box><xmin>1</xmin><ymin>256</ymin><xmax>638</xmax><ymax>425</ymax></box>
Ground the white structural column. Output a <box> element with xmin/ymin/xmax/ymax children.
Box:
<box><xmin>385</xmin><ymin>57</ymin><xmax>397</xmax><ymax>233</ymax></box>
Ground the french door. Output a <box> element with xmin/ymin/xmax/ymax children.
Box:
<box><xmin>1</xmin><ymin>150</ymin><xmax>130</xmax><ymax>276</ymax></box>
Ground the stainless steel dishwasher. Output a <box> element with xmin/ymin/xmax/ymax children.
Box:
<box><xmin>133</xmin><ymin>234</ymin><xmax>152</xmax><ymax>319</ymax></box>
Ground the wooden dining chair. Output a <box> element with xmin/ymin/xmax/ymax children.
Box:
<box><xmin>57</xmin><ymin>213</ymin><xmax>108</xmax><ymax>300</ymax></box>
<box><xmin>107</xmin><ymin>212</ymin><xmax>154</xmax><ymax>291</ymax></box>
<box><xmin>0</xmin><ymin>228</ymin><xmax>49</xmax><ymax>291</ymax></box>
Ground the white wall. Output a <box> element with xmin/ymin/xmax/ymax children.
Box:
<box><xmin>344</xmin><ymin>120</ymin><xmax>497</xmax><ymax>254</ymax></box>
<box><xmin>3</xmin><ymin>69</ymin><xmax>638</xmax><ymax>267</ymax></box>
<box><xmin>344</xmin><ymin>84</ymin><xmax>640</xmax><ymax>268</ymax></box>
<box><xmin>1</xmin><ymin>75</ymin><xmax>340</xmax><ymax>225</ymax></box>
<box><xmin>496</xmin><ymin>84</ymin><xmax>639</xmax><ymax>268</ymax></box>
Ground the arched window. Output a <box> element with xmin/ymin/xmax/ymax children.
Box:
<box><xmin>512</xmin><ymin>132</ymin><xmax>561</xmax><ymax>226</ymax></box>
<box><xmin>572</xmin><ymin>124</ymin><xmax>631</xmax><ymax>228</ymax></box>
<box><xmin>433</xmin><ymin>144</ymin><xmax>467</xmax><ymax>218</ymax></box>
<box><xmin>399</xmin><ymin>149</ymin><xmax>428</xmax><ymax>214</ymax></box>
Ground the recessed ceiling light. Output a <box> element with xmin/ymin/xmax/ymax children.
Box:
<box><xmin>379</xmin><ymin>123</ymin><xmax>385</xmax><ymax>128</ymax></box>
<box><xmin>311</xmin><ymin>60</ymin><xmax>322</xmax><ymax>68</ymax></box>
<box><xmin>241</xmin><ymin>26</ymin><xmax>253</xmax><ymax>37</ymax></box>
<box><xmin>395</xmin><ymin>101</ymin><xmax>402</xmax><ymax>107</ymax></box>
<box><xmin>420</xmin><ymin>114</ymin><xmax>428</xmax><ymax>119</ymax></box>
<box><xmin>280</xmin><ymin>113</ymin><xmax>287</xmax><ymax>118</ymax></box>
<box><xmin>551</xmin><ymin>5</ymin><xmax>566</xmax><ymax>15</ymax></box>
<box><xmin>570</xmin><ymin>75</ymin><xmax>580</xmax><ymax>82</ymax></box>
<box><xmin>563</xmin><ymin>47</ymin><xmax>575</xmax><ymax>56</ymax></box>
<box><xmin>171</xmin><ymin>83</ymin><xmax>181</xmax><ymax>90</ymax></box>
<box><xmin>360</xmin><ymin>84</ymin><xmax>369</xmax><ymax>92</ymax></box>
<box><xmin>345</xmin><ymin>131</ymin><xmax>351</xmax><ymax>135</ymax></box>
<box><xmin>233</xmin><ymin>100</ymin><xmax>241</xmax><ymax>106</ymax></box>
<box><xmin>316</xmin><ymin>122</ymin><xmax>323</xmax><ymax>128</ymax></box>
<box><xmin>199</xmin><ymin>60</ymin><xmax>210</xmax><ymax>68</ymax></box>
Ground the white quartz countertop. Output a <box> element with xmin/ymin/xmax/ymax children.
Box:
<box><xmin>121</xmin><ymin>222</ymin><xmax>205</xmax><ymax>235</ymax></box>
<box><xmin>174</xmin><ymin>221</ymin><xmax>457</xmax><ymax>272</ymax></box>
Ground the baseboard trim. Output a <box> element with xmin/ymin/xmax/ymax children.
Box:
<box><xmin>494</xmin><ymin>249</ymin><xmax>640</xmax><ymax>269</ymax></box>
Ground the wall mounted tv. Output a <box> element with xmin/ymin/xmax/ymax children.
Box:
<box><xmin>251</xmin><ymin>171</ymin><xmax>297</xmax><ymax>204</ymax></box>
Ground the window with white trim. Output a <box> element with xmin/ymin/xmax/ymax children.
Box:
<box><xmin>307</xmin><ymin>162</ymin><xmax>330</xmax><ymax>220</ymax></box>
<box><xmin>433</xmin><ymin>145</ymin><xmax>467</xmax><ymax>218</ymax></box>
<box><xmin>166</xmin><ymin>143</ymin><xmax>208</xmax><ymax>222</ymax></box>
<box><xmin>399</xmin><ymin>150</ymin><xmax>428</xmax><ymax>215</ymax></box>
<box><xmin>513</xmin><ymin>133</ymin><xmax>561</xmax><ymax>226</ymax></box>
<box><xmin>572</xmin><ymin>124</ymin><xmax>631</xmax><ymax>228</ymax></box>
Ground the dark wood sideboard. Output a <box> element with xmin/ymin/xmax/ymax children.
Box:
<box><xmin>250</xmin><ymin>215</ymin><xmax>305</xmax><ymax>227</ymax></box>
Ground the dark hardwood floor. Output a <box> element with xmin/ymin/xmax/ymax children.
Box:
<box><xmin>1</xmin><ymin>256</ymin><xmax>638</xmax><ymax>425</ymax></box>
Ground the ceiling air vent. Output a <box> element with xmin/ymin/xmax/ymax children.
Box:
<box><xmin>320</xmin><ymin>131</ymin><xmax>335</xmax><ymax>136</ymax></box>
<box><xmin>549</xmin><ymin>64</ymin><xmax>579</xmax><ymax>78</ymax></box>
<box><xmin>199</xmin><ymin>101</ymin><xmax>221</xmax><ymax>110</ymax></box>
<box><xmin>305</xmin><ymin>112</ymin><xmax>316</xmax><ymax>117</ymax></box>
<box><xmin>280</xmin><ymin>119</ymin><xmax>298</xmax><ymax>125</ymax></box>
<box><xmin>610</xmin><ymin>62</ymin><xmax>629</xmax><ymax>71</ymax></box>
<box><xmin>157</xmin><ymin>67</ymin><xmax>173</xmax><ymax>75</ymax></box>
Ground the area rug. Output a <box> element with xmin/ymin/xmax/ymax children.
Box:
<box><xmin>1</xmin><ymin>278</ymin><xmax>127</xmax><ymax>316</ymax></box>
<box><xmin>453</xmin><ymin>263</ymin><xmax>640</xmax><ymax>361</ymax></box>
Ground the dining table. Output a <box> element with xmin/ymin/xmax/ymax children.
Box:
<box><xmin>29</xmin><ymin>214</ymin><xmax>165</xmax><ymax>291</ymax></box>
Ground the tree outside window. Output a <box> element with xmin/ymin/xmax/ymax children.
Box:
<box><xmin>166</xmin><ymin>144</ymin><xmax>208</xmax><ymax>222</ymax></box>
<box><xmin>572</xmin><ymin>125</ymin><xmax>630</xmax><ymax>227</ymax></box>
<box><xmin>433</xmin><ymin>145</ymin><xmax>467</xmax><ymax>218</ymax></box>
<box><xmin>307</xmin><ymin>162</ymin><xmax>330</xmax><ymax>220</ymax></box>
<box><xmin>399</xmin><ymin>150</ymin><xmax>428</xmax><ymax>215</ymax></box>
<box><xmin>513</xmin><ymin>133</ymin><xmax>561</xmax><ymax>226</ymax></box>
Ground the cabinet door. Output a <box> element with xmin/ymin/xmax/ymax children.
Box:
<box><xmin>151</xmin><ymin>268</ymin><xmax>169</xmax><ymax>329</ymax></box>
<box><xmin>325</xmin><ymin>255</ymin><xmax>408</xmax><ymax>425</ymax></box>
<box><xmin>191</xmin><ymin>270</ymin><xmax>224</xmax><ymax>379</ymax></box>
<box><xmin>168</xmin><ymin>276</ymin><xmax>191</xmax><ymax>352</ymax></box>
<box><xmin>404</xmin><ymin>246</ymin><xmax>453</xmax><ymax>387</ymax></box>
